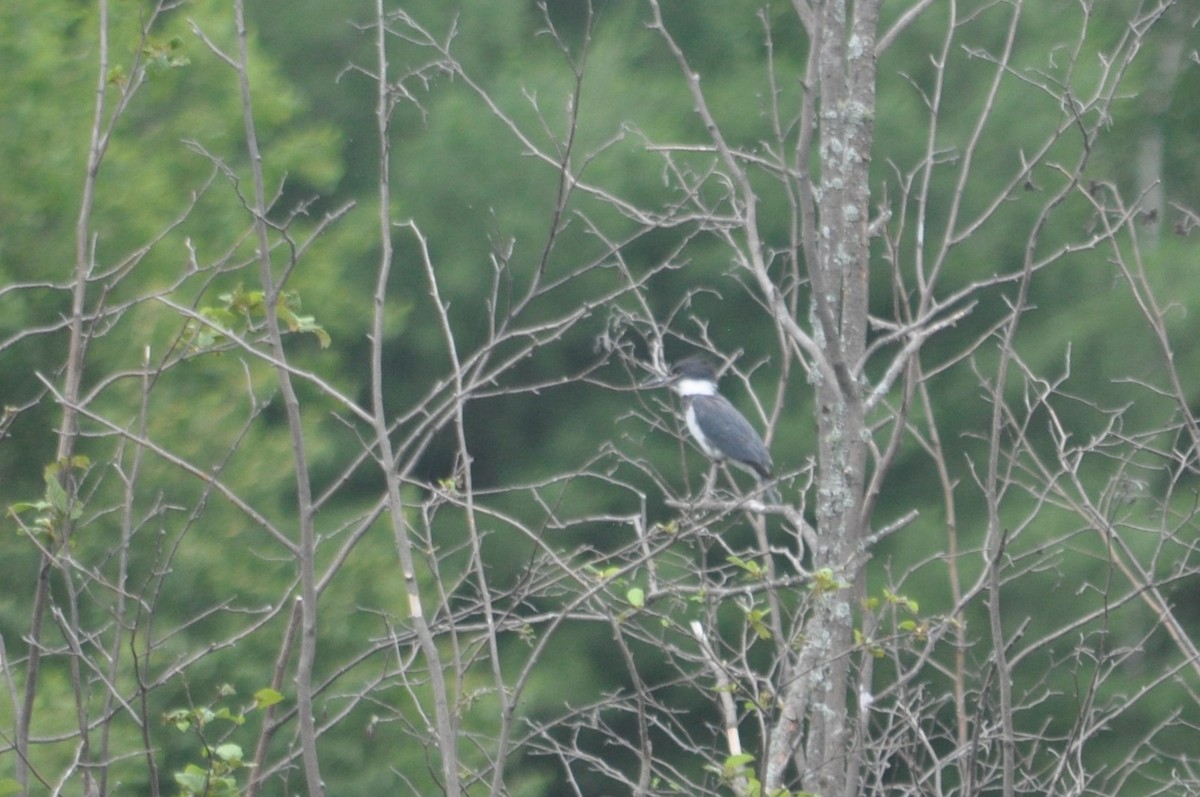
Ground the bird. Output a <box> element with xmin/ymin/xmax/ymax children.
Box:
<box><xmin>646</xmin><ymin>354</ymin><xmax>780</xmax><ymax>503</ymax></box>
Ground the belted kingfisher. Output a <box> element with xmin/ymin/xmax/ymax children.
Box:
<box><xmin>646</xmin><ymin>354</ymin><xmax>779</xmax><ymax>502</ymax></box>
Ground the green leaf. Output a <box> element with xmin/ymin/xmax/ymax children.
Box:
<box><xmin>222</xmin><ymin>285</ymin><xmax>265</xmax><ymax>315</ymax></box>
<box><xmin>212</xmin><ymin>706</ymin><xmax>244</xmax><ymax>725</ymax></box>
<box><xmin>0</xmin><ymin>778</ymin><xmax>25</xmax><ymax>796</ymax></box>
<box><xmin>584</xmin><ymin>565</ymin><xmax>620</xmax><ymax>581</ymax></box>
<box><xmin>254</xmin><ymin>687</ymin><xmax>284</xmax><ymax>708</ymax></box>
<box><xmin>745</xmin><ymin>607</ymin><xmax>773</xmax><ymax>640</ymax></box>
<box><xmin>276</xmin><ymin>292</ymin><xmax>331</xmax><ymax>348</ymax></box>
<box><xmin>810</xmin><ymin>567</ymin><xmax>843</xmax><ymax>594</ymax></box>
<box><xmin>214</xmin><ymin>743</ymin><xmax>244</xmax><ymax>764</ymax></box>
<box><xmin>724</xmin><ymin>752</ymin><xmax>756</xmax><ymax>769</ymax></box>
<box><xmin>8</xmin><ymin>500</ymin><xmax>51</xmax><ymax>515</ymax></box>
<box><xmin>626</xmin><ymin>587</ymin><xmax>645</xmax><ymax>609</ymax></box>
<box><xmin>719</xmin><ymin>752</ymin><xmax>757</xmax><ymax>783</ymax></box>
<box><xmin>174</xmin><ymin>765</ymin><xmax>209</xmax><ymax>795</ymax></box>
<box><xmin>163</xmin><ymin>708</ymin><xmax>193</xmax><ymax>732</ymax></box>
<box><xmin>285</xmin><ymin>311</ymin><xmax>331</xmax><ymax>348</ymax></box>
<box><xmin>143</xmin><ymin>35</ymin><xmax>191</xmax><ymax>73</ymax></box>
<box><xmin>653</xmin><ymin>519</ymin><xmax>678</xmax><ymax>535</ymax></box>
<box><xmin>726</xmin><ymin>555</ymin><xmax>764</xmax><ymax>578</ymax></box>
<box><xmin>43</xmin><ymin>470</ymin><xmax>70</xmax><ymax>514</ymax></box>
<box><xmin>211</xmin><ymin>776</ymin><xmax>240</xmax><ymax>797</ymax></box>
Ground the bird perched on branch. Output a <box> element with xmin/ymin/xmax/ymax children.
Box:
<box><xmin>645</xmin><ymin>354</ymin><xmax>780</xmax><ymax>503</ymax></box>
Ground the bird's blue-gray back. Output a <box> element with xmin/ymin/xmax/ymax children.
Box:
<box><xmin>689</xmin><ymin>394</ymin><xmax>773</xmax><ymax>479</ymax></box>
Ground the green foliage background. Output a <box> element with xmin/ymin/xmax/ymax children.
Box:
<box><xmin>2</xmin><ymin>0</ymin><xmax>1200</xmax><ymax>794</ymax></box>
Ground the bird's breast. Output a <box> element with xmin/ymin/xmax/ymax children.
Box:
<box><xmin>684</xmin><ymin>401</ymin><xmax>722</xmax><ymax>460</ymax></box>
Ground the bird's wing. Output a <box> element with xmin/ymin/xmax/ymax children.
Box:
<box><xmin>691</xmin><ymin>395</ymin><xmax>774</xmax><ymax>479</ymax></box>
